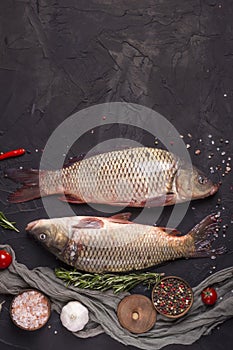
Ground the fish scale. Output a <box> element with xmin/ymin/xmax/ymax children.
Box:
<box><xmin>63</xmin><ymin>224</ymin><xmax>185</xmax><ymax>272</ymax></box>
<box><xmin>60</xmin><ymin>147</ymin><xmax>178</xmax><ymax>205</ymax></box>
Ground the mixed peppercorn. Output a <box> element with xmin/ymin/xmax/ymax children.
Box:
<box><xmin>152</xmin><ymin>277</ymin><xmax>193</xmax><ymax>318</ymax></box>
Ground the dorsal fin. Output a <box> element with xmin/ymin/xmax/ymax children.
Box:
<box><xmin>63</xmin><ymin>154</ymin><xmax>86</xmax><ymax>168</ymax></box>
<box><xmin>63</xmin><ymin>145</ymin><xmax>136</xmax><ymax>168</ymax></box>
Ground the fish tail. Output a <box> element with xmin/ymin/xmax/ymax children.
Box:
<box><xmin>4</xmin><ymin>168</ymin><xmax>57</xmax><ymax>203</ymax></box>
<box><xmin>186</xmin><ymin>214</ymin><xmax>227</xmax><ymax>258</ymax></box>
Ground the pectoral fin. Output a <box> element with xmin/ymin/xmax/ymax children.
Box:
<box><xmin>144</xmin><ymin>193</ymin><xmax>176</xmax><ymax>207</ymax></box>
<box><xmin>108</xmin><ymin>212</ymin><xmax>133</xmax><ymax>224</ymax></box>
<box><xmin>72</xmin><ymin>217</ymin><xmax>104</xmax><ymax>229</ymax></box>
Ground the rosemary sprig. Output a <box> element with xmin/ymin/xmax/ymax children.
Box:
<box><xmin>55</xmin><ymin>268</ymin><xmax>164</xmax><ymax>294</ymax></box>
<box><xmin>0</xmin><ymin>212</ymin><xmax>19</xmax><ymax>232</ymax></box>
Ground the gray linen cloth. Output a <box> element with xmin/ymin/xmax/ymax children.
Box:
<box><xmin>0</xmin><ymin>244</ymin><xmax>233</xmax><ymax>349</ymax></box>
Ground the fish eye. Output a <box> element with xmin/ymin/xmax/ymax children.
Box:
<box><xmin>198</xmin><ymin>175</ymin><xmax>207</xmax><ymax>185</ymax></box>
<box><xmin>39</xmin><ymin>233</ymin><xmax>47</xmax><ymax>240</ymax></box>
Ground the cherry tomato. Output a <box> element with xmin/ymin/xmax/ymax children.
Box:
<box><xmin>201</xmin><ymin>287</ymin><xmax>217</xmax><ymax>305</ymax></box>
<box><xmin>0</xmin><ymin>250</ymin><xmax>12</xmax><ymax>269</ymax></box>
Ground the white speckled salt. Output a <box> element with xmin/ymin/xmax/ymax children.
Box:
<box><xmin>11</xmin><ymin>290</ymin><xmax>50</xmax><ymax>331</ymax></box>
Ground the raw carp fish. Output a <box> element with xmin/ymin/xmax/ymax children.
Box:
<box><xmin>26</xmin><ymin>213</ymin><xmax>225</xmax><ymax>273</ymax></box>
<box><xmin>5</xmin><ymin>147</ymin><xmax>219</xmax><ymax>206</ymax></box>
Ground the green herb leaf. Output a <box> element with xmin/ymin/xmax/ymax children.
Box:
<box><xmin>55</xmin><ymin>268</ymin><xmax>164</xmax><ymax>294</ymax></box>
<box><xmin>0</xmin><ymin>212</ymin><xmax>19</xmax><ymax>232</ymax></box>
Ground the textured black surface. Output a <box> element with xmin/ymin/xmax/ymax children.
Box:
<box><xmin>0</xmin><ymin>1</ymin><xmax>233</xmax><ymax>349</ymax></box>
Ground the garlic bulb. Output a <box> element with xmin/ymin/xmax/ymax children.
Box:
<box><xmin>60</xmin><ymin>301</ymin><xmax>89</xmax><ymax>332</ymax></box>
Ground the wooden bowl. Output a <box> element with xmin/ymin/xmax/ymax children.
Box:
<box><xmin>10</xmin><ymin>289</ymin><xmax>51</xmax><ymax>331</ymax></box>
<box><xmin>117</xmin><ymin>294</ymin><xmax>157</xmax><ymax>334</ymax></box>
<box><xmin>151</xmin><ymin>276</ymin><xmax>193</xmax><ymax>319</ymax></box>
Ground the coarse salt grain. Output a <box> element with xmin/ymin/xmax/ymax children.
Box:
<box><xmin>11</xmin><ymin>290</ymin><xmax>50</xmax><ymax>331</ymax></box>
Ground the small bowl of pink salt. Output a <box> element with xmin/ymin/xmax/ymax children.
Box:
<box><xmin>10</xmin><ymin>290</ymin><xmax>51</xmax><ymax>331</ymax></box>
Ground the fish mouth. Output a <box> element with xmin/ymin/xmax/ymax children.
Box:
<box><xmin>192</xmin><ymin>182</ymin><xmax>220</xmax><ymax>200</ymax></box>
<box><xmin>209</xmin><ymin>183</ymin><xmax>220</xmax><ymax>196</ymax></box>
<box><xmin>25</xmin><ymin>220</ymin><xmax>39</xmax><ymax>232</ymax></box>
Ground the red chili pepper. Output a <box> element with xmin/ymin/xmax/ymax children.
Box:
<box><xmin>0</xmin><ymin>148</ymin><xmax>26</xmax><ymax>161</ymax></box>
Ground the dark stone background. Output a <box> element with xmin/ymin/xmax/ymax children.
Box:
<box><xmin>0</xmin><ymin>0</ymin><xmax>233</xmax><ymax>349</ymax></box>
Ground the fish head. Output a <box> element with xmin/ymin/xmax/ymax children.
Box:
<box><xmin>26</xmin><ymin>219</ymin><xmax>69</xmax><ymax>256</ymax></box>
<box><xmin>176</xmin><ymin>165</ymin><xmax>219</xmax><ymax>201</ymax></box>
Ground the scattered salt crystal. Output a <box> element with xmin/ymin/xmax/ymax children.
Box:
<box><xmin>211</xmin><ymin>255</ymin><xmax>216</xmax><ymax>260</ymax></box>
<box><xmin>225</xmin><ymin>140</ymin><xmax>229</xmax><ymax>144</ymax></box>
<box><xmin>180</xmin><ymin>135</ymin><xmax>184</xmax><ymax>138</ymax></box>
<box><xmin>208</xmin><ymin>134</ymin><xmax>212</xmax><ymax>138</ymax></box>
<box><xmin>54</xmin><ymin>330</ymin><xmax>58</xmax><ymax>334</ymax></box>
<box><xmin>35</xmin><ymin>149</ymin><xmax>38</xmax><ymax>153</ymax></box>
<box><xmin>221</xmin><ymin>151</ymin><xmax>226</xmax><ymax>156</ymax></box>
<box><xmin>188</xmin><ymin>133</ymin><xmax>192</xmax><ymax>138</ymax></box>
<box><xmin>211</xmin><ymin>140</ymin><xmax>215</xmax><ymax>145</ymax></box>
<box><xmin>195</xmin><ymin>149</ymin><xmax>201</xmax><ymax>155</ymax></box>
<box><xmin>186</xmin><ymin>144</ymin><xmax>191</xmax><ymax>149</ymax></box>
<box><xmin>226</xmin><ymin>166</ymin><xmax>231</xmax><ymax>172</ymax></box>
<box><xmin>223</xmin><ymin>93</ymin><xmax>227</xmax><ymax>97</ymax></box>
